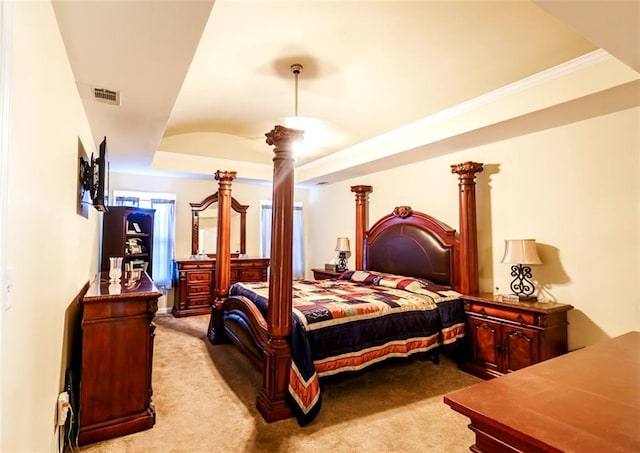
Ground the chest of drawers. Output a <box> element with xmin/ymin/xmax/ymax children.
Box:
<box><xmin>461</xmin><ymin>293</ymin><xmax>572</xmax><ymax>379</ymax></box>
<box><xmin>172</xmin><ymin>258</ymin><xmax>269</xmax><ymax>317</ymax></box>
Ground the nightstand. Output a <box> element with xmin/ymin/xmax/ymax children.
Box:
<box><xmin>311</xmin><ymin>268</ymin><xmax>343</xmax><ymax>280</ymax></box>
<box><xmin>461</xmin><ymin>293</ymin><xmax>573</xmax><ymax>380</ymax></box>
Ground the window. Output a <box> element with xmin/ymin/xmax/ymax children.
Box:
<box><xmin>114</xmin><ymin>190</ymin><xmax>176</xmax><ymax>291</ymax></box>
<box><xmin>260</xmin><ymin>201</ymin><xmax>305</xmax><ymax>279</ymax></box>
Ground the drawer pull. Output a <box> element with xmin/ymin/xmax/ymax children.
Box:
<box><xmin>479</xmin><ymin>308</ymin><xmax>487</xmax><ymax>317</ymax></box>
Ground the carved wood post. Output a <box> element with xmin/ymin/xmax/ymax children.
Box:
<box><xmin>257</xmin><ymin>125</ymin><xmax>302</xmax><ymax>422</ymax></box>
<box><xmin>208</xmin><ymin>171</ymin><xmax>236</xmax><ymax>344</ymax></box>
<box><xmin>215</xmin><ymin>170</ymin><xmax>236</xmax><ymax>299</ymax></box>
<box><xmin>451</xmin><ymin>161</ymin><xmax>483</xmax><ymax>295</ymax></box>
<box><xmin>350</xmin><ymin>185</ymin><xmax>373</xmax><ymax>270</ymax></box>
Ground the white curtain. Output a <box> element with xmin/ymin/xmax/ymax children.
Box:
<box><xmin>260</xmin><ymin>204</ymin><xmax>271</xmax><ymax>259</ymax></box>
<box><xmin>260</xmin><ymin>203</ymin><xmax>305</xmax><ymax>279</ymax></box>
<box><xmin>150</xmin><ymin>199</ymin><xmax>176</xmax><ymax>291</ymax></box>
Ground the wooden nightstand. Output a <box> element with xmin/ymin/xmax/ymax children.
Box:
<box><xmin>311</xmin><ymin>268</ymin><xmax>343</xmax><ymax>280</ymax></box>
<box><xmin>461</xmin><ymin>293</ymin><xmax>573</xmax><ymax>380</ymax></box>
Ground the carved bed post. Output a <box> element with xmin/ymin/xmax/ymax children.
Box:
<box><xmin>214</xmin><ymin>170</ymin><xmax>236</xmax><ymax>299</ymax></box>
<box><xmin>207</xmin><ymin>171</ymin><xmax>236</xmax><ymax>344</ymax></box>
<box><xmin>350</xmin><ymin>185</ymin><xmax>373</xmax><ymax>270</ymax></box>
<box><xmin>257</xmin><ymin>125</ymin><xmax>302</xmax><ymax>422</ymax></box>
<box><xmin>451</xmin><ymin>161</ymin><xmax>484</xmax><ymax>295</ymax></box>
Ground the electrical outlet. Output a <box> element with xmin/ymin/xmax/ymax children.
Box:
<box><xmin>57</xmin><ymin>391</ymin><xmax>70</xmax><ymax>426</ymax></box>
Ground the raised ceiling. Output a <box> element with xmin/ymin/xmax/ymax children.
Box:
<box><xmin>52</xmin><ymin>0</ymin><xmax>640</xmax><ymax>185</ymax></box>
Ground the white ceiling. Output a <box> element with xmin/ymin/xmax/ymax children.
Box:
<box><xmin>52</xmin><ymin>0</ymin><xmax>640</xmax><ymax>186</ymax></box>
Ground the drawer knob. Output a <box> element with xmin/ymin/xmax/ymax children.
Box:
<box><xmin>479</xmin><ymin>308</ymin><xmax>487</xmax><ymax>316</ymax></box>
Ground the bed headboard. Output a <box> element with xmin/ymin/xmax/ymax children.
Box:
<box><xmin>364</xmin><ymin>206</ymin><xmax>459</xmax><ymax>289</ymax></box>
<box><xmin>353</xmin><ymin>162</ymin><xmax>482</xmax><ymax>294</ymax></box>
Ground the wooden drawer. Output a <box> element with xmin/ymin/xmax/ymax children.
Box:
<box><xmin>187</xmin><ymin>296</ymin><xmax>211</xmax><ymax>308</ymax></box>
<box><xmin>239</xmin><ymin>269</ymin><xmax>263</xmax><ymax>281</ymax></box>
<box><xmin>466</xmin><ymin>302</ymin><xmax>535</xmax><ymax>326</ymax></box>
<box><xmin>179</xmin><ymin>262</ymin><xmax>214</xmax><ymax>271</ymax></box>
<box><xmin>187</xmin><ymin>284</ymin><xmax>210</xmax><ymax>296</ymax></box>
<box><xmin>187</xmin><ymin>271</ymin><xmax>212</xmax><ymax>284</ymax></box>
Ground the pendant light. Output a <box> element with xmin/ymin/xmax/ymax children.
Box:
<box><xmin>280</xmin><ymin>62</ymin><xmax>346</xmax><ymax>160</ymax></box>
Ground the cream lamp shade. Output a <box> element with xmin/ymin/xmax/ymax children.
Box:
<box><xmin>501</xmin><ymin>239</ymin><xmax>542</xmax><ymax>265</ymax></box>
<box><xmin>335</xmin><ymin>237</ymin><xmax>351</xmax><ymax>253</ymax></box>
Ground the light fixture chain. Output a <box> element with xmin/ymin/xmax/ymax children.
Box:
<box><xmin>294</xmin><ymin>70</ymin><xmax>299</xmax><ymax>117</ymax></box>
<box><xmin>291</xmin><ymin>63</ymin><xmax>302</xmax><ymax>118</ymax></box>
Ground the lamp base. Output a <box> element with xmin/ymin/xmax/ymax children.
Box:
<box><xmin>517</xmin><ymin>294</ymin><xmax>537</xmax><ymax>302</ymax></box>
<box><xmin>336</xmin><ymin>251</ymin><xmax>348</xmax><ymax>272</ymax></box>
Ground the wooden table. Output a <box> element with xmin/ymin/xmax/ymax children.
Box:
<box><xmin>444</xmin><ymin>331</ymin><xmax>640</xmax><ymax>452</ymax></box>
<box><xmin>78</xmin><ymin>272</ymin><xmax>161</xmax><ymax>445</ymax></box>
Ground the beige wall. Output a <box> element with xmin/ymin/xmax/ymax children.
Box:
<box><xmin>3</xmin><ymin>5</ymin><xmax>635</xmax><ymax>451</ymax></box>
<box><xmin>2</xmin><ymin>2</ymin><xmax>100</xmax><ymax>451</ymax></box>
<box><xmin>108</xmin><ymin>172</ymin><xmax>309</xmax><ymax>311</ymax></box>
<box><xmin>307</xmin><ymin>107</ymin><xmax>640</xmax><ymax>351</ymax></box>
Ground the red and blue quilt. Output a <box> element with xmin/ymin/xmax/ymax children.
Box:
<box><xmin>228</xmin><ymin>270</ymin><xmax>465</xmax><ymax>425</ymax></box>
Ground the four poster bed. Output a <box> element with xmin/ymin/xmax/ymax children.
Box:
<box><xmin>207</xmin><ymin>126</ymin><xmax>484</xmax><ymax>425</ymax></box>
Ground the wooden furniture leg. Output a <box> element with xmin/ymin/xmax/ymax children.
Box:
<box><xmin>350</xmin><ymin>185</ymin><xmax>373</xmax><ymax>270</ymax></box>
<box><xmin>256</xmin><ymin>125</ymin><xmax>302</xmax><ymax>422</ymax></box>
<box><xmin>208</xmin><ymin>170</ymin><xmax>236</xmax><ymax>344</ymax></box>
<box><xmin>451</xmin><ymin>162</ymin><xmax>483</xmax><ymax>295</ymax></box>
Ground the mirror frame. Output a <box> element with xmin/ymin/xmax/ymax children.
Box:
<box><xmin>190</xmin><ymin>192</ymin><xmax>248</xmax><ymax>257</ymax></box>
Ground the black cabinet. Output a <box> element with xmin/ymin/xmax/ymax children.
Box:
<box><xmin>101</xmin><ymin>206</ymin><xmax>155</xmax><ymax>276</ymax></box>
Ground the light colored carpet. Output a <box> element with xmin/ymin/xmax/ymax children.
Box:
<box><xmin>79</xmin><ymin>314</ymin><xmax>481</xmax><ymax>453</ymax></box>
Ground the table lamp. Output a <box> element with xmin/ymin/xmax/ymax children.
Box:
<box><xmin>501</xmin><ymin>239</ymin><xmax>542</xmax><ymax>301</ymax></box>
<box><xmin>335</xmin><ymin>237</ymin><xmax>351</xmax><ymax>272</ymax></box>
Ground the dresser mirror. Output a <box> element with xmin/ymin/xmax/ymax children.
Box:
<box><xmin>191</xmin><ymin>193</ymin><xmax>248</xmax><ymax>257</ymax></box>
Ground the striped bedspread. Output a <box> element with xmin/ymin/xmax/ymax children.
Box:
<box><xmin>229</xmin><ymin>270</ymin><xmax>465</xmax><ymax>425</ymax></box>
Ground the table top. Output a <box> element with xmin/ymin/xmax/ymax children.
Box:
<box><xmin>444</xmin><ymin>331</ymin><xmax>640</xmax><ymax>452</ymax></box>
<box><xmin>84</xmin><ymin>271</ymin><xmax>161</xmax><ymax>302</ymax></box>
<box><xmin>464</xmin><ymin>292</ymin><xmax>573</xmax><ymax>313</ymax></box>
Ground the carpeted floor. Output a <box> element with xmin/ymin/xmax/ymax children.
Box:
<box><xmin>78</xmin><ymin>314</ymin><xmax>481</xmax><ymax>453</ymax></box>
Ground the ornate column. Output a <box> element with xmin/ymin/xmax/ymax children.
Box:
<box><xmin>350</xmin><ymin>185</ymin><xmax>373</xmax><ymax>270</ymax></box>
<box><xmin>208</xmin><ymin>171</ymin><xmax>236</xmax><ymax>344</ymax></box>
<box><xmin>451</xmin><ymin>161</ymin><xmax>484</xmax><ymax>295</ymax></box>
<box><xmin>214</xmin><ymin>170</ymin><xmax>236</xmax><ymax>299</ymax></box>
<box><xmin>257</xmin><ymin>125</ymin><xmax>302</xmax><ymax>422</ymax></box>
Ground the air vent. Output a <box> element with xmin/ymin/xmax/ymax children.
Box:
<box><xmin>92</xmin><ymin>88</ymin><xmax>120</xmax><ymax>106</ymax></box>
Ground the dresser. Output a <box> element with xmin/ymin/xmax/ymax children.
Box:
<box><xmin>445</xmin><ymin>332</ymin><xmax>640</xmax><ymax>452</ymax></box>
<box><xmin>172</xmin><ymin>257</ymin><xmax>270</xmax><ymax>317</ymax></box>
<box><xmin>78</xmin><ymin>272</ymin><xmax>160</xmax><ymax>445</ymax></box>
<box><xmin>461</xmin><ymin>293</ymin><xmax>572</xmax><ymax>379</ymax></box>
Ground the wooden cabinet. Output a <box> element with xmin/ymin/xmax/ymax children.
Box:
<box><xmin>445</xmin><ymin>332</ymin><xmax>640</xmax><ymax>453</ymax></box>
<box><xmin>101</xmin><ymin>206</ymin><xmax>155</xmax><ymax>276</ymax></box>
<box><xmin>460</xmin><ymin>293</ymin><xmax>572</xmax><ymax>380</ymax></box>
<box><xmin>311</xmin><ymin>268</ymin><xmax>342</xmax><ymax>280</ymax></box>
<box><xmin>172</xmin><ymin>257</ymin><xmax>270</xmax><ymax>317</ymax></box>
<box><xmin>78</xmin><ymin>272</ymin><xmax>161</xmax><ymax>445</ymax></box>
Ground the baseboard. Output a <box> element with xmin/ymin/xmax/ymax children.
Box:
<box><xmin>157</xmin><ymin>306</ymin><xmax>172</xmax><ymax>315</ymax></box>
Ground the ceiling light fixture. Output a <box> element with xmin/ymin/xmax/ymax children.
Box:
<box><xmin>283</xmin><ymin>63</ymin><xmax>326</xmax><ymax>157</ymax></box>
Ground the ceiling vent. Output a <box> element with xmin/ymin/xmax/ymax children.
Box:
<box><xmin>92</xmin><ymin>87</ymin><xmax>120</xmax><ymax>106</ymax></box>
